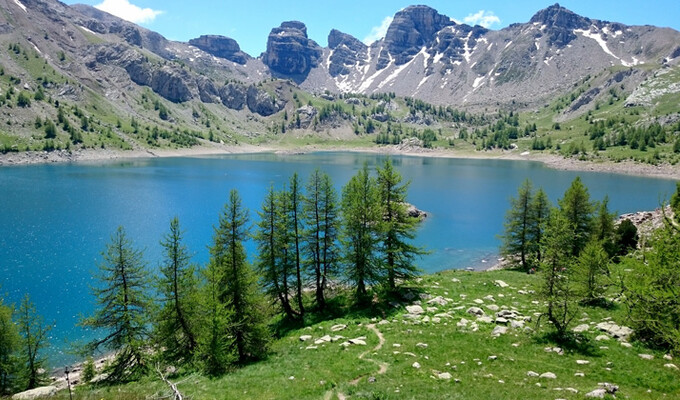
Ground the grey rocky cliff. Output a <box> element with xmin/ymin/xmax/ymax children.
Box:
<box><xmin>327</xmin><ymin>29</ymin><xmax>368</xmax><ymax>77</ymax></box>
<box><xmin>188</xmin><ymin>35</ymin><xmax>249</xmax><ymax>64</ymax></box>
<box><xmin>262</xmin><ymin>21</ymin><xmax>322</xmax><ymax>80</ymax></box>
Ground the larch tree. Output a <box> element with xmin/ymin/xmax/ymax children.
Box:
<box><xmin>80</xmin><ymin>226</ymin><xmax>151</xmax><ymax>382</ymax></box>
<box><xmin>558</xmin><ymin>177</ymin><xmax>595</xmax><ymax>257</ymax></box>
<box><xmin>285</xmin><ymin>173</ymin><xmax>305</xmax><ymax>317</ymax></box>
<box><xmin>302</xmin><ymin>169</ymin><xmax>339</xmax><ymax>310</ymax></box>
<box><xmin>376</xmin><ymin>158</ymin><xmax>424</xmax><ymax>292</ymax></box>
<box><xmin>254</xmin><ymin>185</ymin><xmax>298</xmax><ymax>320</ymax></box>
<box><xmin>575</xmin><ymin>240</ymin><xmax>610</xmax><ymax>304</ymax></box>
<box><xmin>501</xmin><ymin>179</ymin><xmax>535</xmax><ymax>271</ymax></box>
<box><xmin>155</xmin><ymin>217</ymin><xmax>199</xmax><ymax>365</ymax></box>
<box><xmin>341</xmin><ymin>163</ymin><xmax>382</xmax><ymax>303</ymax></box>
<box><xmin>529</xmin><ymin>187</ymin><xmax>551</xmax><ymax>263</ymax></box>
<box><xmin>593</xmin><ymin>196</ymin><xmax>617</xmax><ymax>257</ymax></box>
<box><xmin>210</xmin><ymin>189</ymin><xmax>269</xmax><ymax>364</ymax></box>
<box><xmin>16</xmin><ymin>295</ymin><xmax>50</xmax><ymax>391</ymax></box>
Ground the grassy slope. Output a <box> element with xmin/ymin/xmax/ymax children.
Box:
<box><xmin>58</xmin><ymin>269</ymin><xmax>680</xmax><ymax>400</ymax></box>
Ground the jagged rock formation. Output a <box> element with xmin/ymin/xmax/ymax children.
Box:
<box><xmin>262</xmin><ymin>21</ymin><xmax>322</xmax><ymax>80</ymax></box>
<box><xmin>327</xmin><ymin>29</ymin><xmax>368</xmax><ymax>77</ymax></box>
<box><xmin>188</xmin><ymin>35</ymin><xmax>248</xmax><ymax>64</ymax></box>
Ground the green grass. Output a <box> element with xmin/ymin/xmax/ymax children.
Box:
<box><xmin>54</xmin><ymin>269</ymin><xmax>680</xmax><ymax>400</ymax></box>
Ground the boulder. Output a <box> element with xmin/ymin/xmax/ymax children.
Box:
<box><xmin>11</xmin><ymin>386</ymin><xmax>57</xmax><ymax>399</ymax></box>
<box><xmin>494</xmin><ymin>280</ymin><xmax>510</xmax><ymax>288</ymax></box>
<box><xmin>299</xmin><ymin>335</ymin><xmax>312</xmax><ymax>342</ymax></box>
<box><xmin>491</xmin><ymin>326</ymin><xmax>507</xmax><ymax>336</ymax></box>
<box><xmin>540</xmin><ymin>372</ymin><xmax>557</xmax><ymax>379</ymax></box>
<box><xmin>330</xmin><ymin>324</ymin><xmax>347</xmax><ymax>332</ymax></box>
<box><xmin>596</xmin><ymin>322</ymin><xmax>633</xmax><ymax>340</ymax></box>
<box><xmin>188</xmin><ymin>35</ymin><xmax>248</xmax><ymax>64</ymax></box>
<box><xmin>406</xmin><ymin>305</ymin><xmax>424</xmax><ymax>315</ymax></box>
<box><xmin>466</xmin><ymin>307</ymin><xmax>484</xmax><ymax>317</ymax></box>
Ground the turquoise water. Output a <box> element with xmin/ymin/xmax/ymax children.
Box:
<box><xmin>0</xmin><ymin>152</ymin><xmax>676</xmax><ymax>364</ymax></box>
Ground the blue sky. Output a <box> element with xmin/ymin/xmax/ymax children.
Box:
<box><xmin>64</xmin><ymin>0</ymin><xmax>680</xmax><ymax>57</ymax></box>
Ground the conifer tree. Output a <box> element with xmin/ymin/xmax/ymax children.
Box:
<box><xmin>575</xmin><ymin>240</ymin><xmax>610</xmax><ymax>304</ymax></box>
<box><xmin>16</xmin><ymin>295</ymin><xmax>50</xmax><ymax>390</ymax></box>
<box><xmin>558</xmin><ymin>177</ymin><xmax>595</xmax><ymax>256</ymax></box>
<box><xmin>254</xmin><ymin>185</ymin><xmax>298</xmax><ymax>319</ymax></box>
<box><xmin>302</xmin><ymin>170</ymin><xmax>339</xmax><ymax>309</ymax></box>
<box><xmin>341</xmin><ymin>163</ymin><xmax>382</xmax><ymax>303</ymax></box>
<box><xmin>80</xmin><ymin>226</ymin><xmax>150</xmax><ymax>381</ymax></box>
<box><xmin>529</xmin><ymin>188</ymin><xmax>551</xmax><ymax>263</ymax></box>
<box><xmin>376</xmin><ymin>158</ymin><xmax>424</xmax><ymax>291</ymax></box>
<box><xmin>286</xmin><ymin>173</ymin><xmax>305</xmax><ymax>317</ymax></box>
<box><xmin>155</xmin><ymin>217</ymin><xmax>199</xmax><ymax>364</ymax></box>
<box><xmin>501</xmin><ymin>179</ymin><xmax>535</xmax><ymax>270</ymax></box>
<box><xmin>0</xmin><ymin>298</ymin><xmax>18</xmax><ymax>395</ymax></box>
<box><xmin>210</xmin><ymin>189</ymin><xmax>269</xmax><ymax>364</ymax></box>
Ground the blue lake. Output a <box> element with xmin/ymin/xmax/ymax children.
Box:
<box><xmin>0</xmin><ymin>152</ymin><xmax>676</xmax><ymax>365</ymax></box>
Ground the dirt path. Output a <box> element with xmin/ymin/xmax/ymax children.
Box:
<box><xmin>324</xmin><ymin>324</ymin><xmax>387</xmax><ymax>400</ymax></box>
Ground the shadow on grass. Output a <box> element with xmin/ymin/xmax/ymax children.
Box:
<box><xmin>271</xmin><ymin>284</ymin><xmax>424</xmax><ymax>338</ymax></box>
<box><xmin>535</xmin><ymin>331</ymin><xmax>601</xmax><ymax>357</ymax></box>
<box><xmin>579</xmin><ymin>297</ymin><xmax>618</xmax><ymax>310</ymax></box>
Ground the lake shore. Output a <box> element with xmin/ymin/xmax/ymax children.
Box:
<box><xmin>1</xmin><ymin>143</ymin><xmax>678</xmax><ymax>179</ymax></box>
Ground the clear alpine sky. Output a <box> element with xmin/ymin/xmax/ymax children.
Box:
<box><xmin>63</xmin><ymin>0</ymin><xmax>680</xmax><ymax>57</ymax></box>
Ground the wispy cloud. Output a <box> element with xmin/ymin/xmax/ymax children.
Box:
<box><xmin>463</xmin><ymin>10</ymin><xmax>500</xmax><ymax>28</ymax></box>
<box><xmin>363</xmin><ymin>16</ymin><xmax>393</xmax><ymax>45</ymax></box>
<box><xmin>94</xmin><ymin>0</ymin><xmax>163</xmax><ymax>24</ymax></box>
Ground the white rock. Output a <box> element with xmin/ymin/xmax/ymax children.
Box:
<box><xmin>477</xmin><ymin>316</ymin><xmax>493</xmax><ymax>324</ymax></box>
<box><xmin>438</xmin><ymin>372</ymin><xmax>452</xmax><ymax>380</ymax></box>
<box><xmin>595</xmin><ymin>335</ymin><xmax>610</xmax><ymax>341</ymax></box>
<box><xmin>540</xmin><ymin>372</ymin><xmax>557</xmax><ymax>379</ymax></box>
<box><xmin>393</xmin><ymin>343</ymin><xmax>401</xmax><ymax>348</ymax></box>
<box><xmin>510</xmin><ymin>320</ymin><xmax>525</xmax><ymax>329</ymax></box>
<box><xmin>406</xmin><ymin>305</ymin><xmax>424</xmax><ymax>315</ymax></box>
<box><xmin>457</xmin><ymin>318</ymin><xmax>470</xmax><ymax>327</ymax></box>
<box><xmin>427</xmin><ymin>296</ymin><xmax>448</xmax><ymax>306</ymax></box>
<box><xmin>488</xmin><ymin>355</ymin><xmax>497</xmax><ymax>361</ymax></box>
<box><xmin>11</xmin><ymin>387</ymin><xmax>57</xmax><ymax>400</ymax></box>
<box><xmin>576</xmin><ymin>360</ymin><xmax>590</xmax><ymax>365</ymax></box>
<box><xmin>575</xmin><ymin>372</ymin><xmax>585</xmax><ymax>377</ymax></box>
<box><xmin>495</xmin><ymin>317</ymin><xmax>509</xmax><ymax>325</ymax></box>
<box><xmin>573</xmin><ymin>324</ymin><xmax>590</xmax><ymax>333</ymax></box>
<box><xmin>466</xmin><ymin>307</ymin><xmax>484</xmax><ymax>316</ymax></box>
<box><xmin>585</xmin><ymin>389</ymin><xmax>606</xmax><ymax>398</ymax></box>
<box><xmin>412</xmin><ymin>362</ymin><xmax>421</xmax><ymax>369</ymax></box>
<box><xmin>491</xmin><ymin>326</ymin><xmax>507</xmax><ymax>336</ymax></box>
<box><xmin>483</xmin><ymin>295</ymin><xmax>495</xmax><ymax>302</ymax></box>
<box><xmin>620</xmin><ymin>342</ymin><xmax>632</xmax><ymax>348</ymax></box>
<box><xmin>331</xmin><ymin>324</ymin><xmax>347</xmax><ymax>332</ymax></box>
<box><xmin>494</xmin><ymin>280</ymin><xmax>510</xmax><ymax>288</ymax></box>
<box><xmin>664</xmin><ymin>354</ymin><xmax>673</xmax><ymax>361</ymax></box>
<box><xmin>664</xmin><ymin>363</ymin><xmax>679</xmax><ymax>370</ymax></box>
<box><xmin>299</xmin><ymin>335</ymin><xmax>312</xmax><ymax>341</ymax></box>
<box><xmin>473</xmin><ymin>299</ymin><xmax>484</xmax><ymax>305</ymax></box>
<box><xmin>486</xmin><ymin>304</ymin><xmax>500</xmax><ymax>312</ymax></box>
<box><xmin>638</xmin><ymin>354</ymin><xmax>654</xmax><ymax>360</ymax></box>
<box><xmin>452</xmin><ymin>278</ymin><xmax>460</xmax><ymax>283</ymax></box>
<box><xmin>315</xmin><ymin>335</ymin><xmax>332</xmax><ymax>344</ymax></box>
<box><xmin>416</xmin><ymin>342</ymin><xmax>428</xmax><ymax>349</ymax></box>
<box><xmin>527</xmin><ymin>371</ymin><xmax>539</xmax><ymax>377</ymax></box>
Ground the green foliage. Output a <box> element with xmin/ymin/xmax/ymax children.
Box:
<box><xmin>540</xmin><ymin>210</ymin><xmax>579</xmax><ymax>338</ymax></box>
<box><xmin>671</xmin><ymin>182</ymin><xmax>680</xmax><ymax>222</ymax></box>
<box><xmin>80</xmin><ymin>227</ymin><xmax>151</xmax><ymax>382</ymax></box>
<box><xmin>0</xmin><ymin>298</ymin><xmax>19</xmax><ymax>395</ymax></box>
<box><xmin>155</xmin><ymin>217</ymin><xmax>199</xmax><ymax>365</ymax></box>
<box><xmin>501</xmin><ymin>180</ymin><xmax>551</xmax><ymax>271</ymax></box>
<box><xmin>558</xmin><ymin>177</ymin><xmax>595</xmax><ymax>256</ymax></box>
<box><xmin>594</xmin><ymin>196</ymin><xmax>617</xmax><ymax>256</ymax></box>
<box><xmin>209</xmin><ymin>189</ymin><xmax>269</xmax><ymax>364</ymax></box>
<box><xmin>341</xmin><ymin>163</ymin><xmax>382</xmax><ymax>303</ymax></box>
<box><xmin>624</xmin><ymin>222</ymin><xmax>680</xmax><ymax>352</ymax></box>
<box><xmin>575</xmin><ymin>240</ymin><xmax>610</xmax><ymax>304</ymax></box>
<box><xmin>16</xmin><ymin>295</ymin><xmax>50</xmax><ymax>390</ymax></box>
<box><xmin>302</xmin><ymin>169</ymin><xmax>340</xmax><ymax>310</ymax></box>
<box><xmin>81</xmin><ymin>357</ymin><xmax>96</xmax><ymax>384</ymax></box>
<box><xmin>376</xmin><ymin>158</ymin><xmax>424</xmax><ymax>291</ymax></box>
<box><xmin>16</xmin><ymin>92</ymin><xmax>30</xmax><ymax>108</ymax></box>
<box><xmin>615</xmin><ymin>219</ymin><xmax>638</xmax><ymax>255</ymax></box>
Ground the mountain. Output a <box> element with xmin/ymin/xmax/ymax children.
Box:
<box><xmin>0</xmin><ymin>0</ymin><xmax>679</xmax><ymax>159</ymax></box>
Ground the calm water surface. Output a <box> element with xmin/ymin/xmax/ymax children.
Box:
<box><xmin>0</xmin><ymin>152</ymin><xmax>676</xmax><ymax>364</ymax></box>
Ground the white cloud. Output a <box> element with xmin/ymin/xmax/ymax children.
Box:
<box><xmin>94</xmin><ymin>0</ymin><xmax>163</xmax><ymax>24</ymax></box>
<box><xmin>363</xmin><ymin>16</ymin><xmax>393</xmax><ymax>45</ymax></box>
<box><xmin>462</xmin><ymin>10</ymin><xmax>500</xmax><ymax>28</ymax></box>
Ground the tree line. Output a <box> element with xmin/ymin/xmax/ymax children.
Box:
<box><xmin>501</xmin><ymin>177</ymin><xmax>680</xmax><ymax>349</ymax></box>
<box><xmin>0</xmin><ymin>159</ymin><xmax>425</xmax><ymax>392</ymax></box>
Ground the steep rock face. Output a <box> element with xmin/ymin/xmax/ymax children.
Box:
<box><xmin>246</xmin><ymin>85</ymin><xmax>284</xmax><ymax>116</ymax></box>
<box><xmin>262</xmin><ymin>21</ymin><xmax>322</xmax><ymax>79</ymax></box>
<box><xmin>529</xmin><ymin>3</ymin><xmax>590</xmax><ymax>47</ymax></box>
<box><xmin>219</xmin><ymin>82</ymin><xmax>247</xmax><ymax>110</ymax></box>
<box><xmin>188</xmin><ymin>35</ymin><xmax>248</xmax><ymax>64</ymax></box>
<box><xmin>327</xmin><ymin>29</ymin><xmax>368</xmax><ymax>77</ymax></box>
<box><xmin>377</xmin><ymin>5</ymin><xmax>455</xmax><ymax>69</ymax></box>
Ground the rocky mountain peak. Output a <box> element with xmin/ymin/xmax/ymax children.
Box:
<box><xmin>377</xmin><ymin>5</ymin><xmax>455</xmax><ymax>68</ymax></box>
<box><xmin>262</xmin><ymin>21</ymin><xmax>322</xmax><ymax>80</ymax></box>
<box><xmin>327</xmin><ymin>29</ymin><xmax>368</xmax><ymax>77</ymax></box>
<box><xmin>188</xmin><ymin>35</ymin><xmax>248</xmax><ymax>64</ymax></box>
<box><xmin>530</xmin><ymin>3</ymin><xmax>591</xmax><ymax>47</ymax></box>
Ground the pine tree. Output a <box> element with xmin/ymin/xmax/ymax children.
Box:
<box><xmin>0</xmin><ymin>298</ymin><xmax>18</xmax><ymax>395</ymax></box>
<box><xmin>155</xmin><ymin>217</ymin><xmax>199</xmax><ymax>364</ymax></box>
<box><xmin>593</xmin><ymin>196</ymin><xmax>617</xmax><ymax>256</ymax></box>
<box><xmin>302</xmin><ymin>170</ymin><xmax>339</xmax><ymax>310</ymax></box>
<box><xmin>210</xmin><ymin>189</ymin><xmax>269</xmax><ymax>364</ymax></box>
<box><xmin>558</xmin><ymin>177</ymin><xmax>595</xmax><ymax>257</ymax></box>
<box><xmin>16</xmin><ymin>295</ymin><xmax>50</xmax><ymax>390</ymax></box>
<box><xmin>575</xmin><ymin>240</ymin><xmax>610</xmax><ymax>304</ymax></box>
<box><xmin>376</xmin><ymin>158</ymin><xmax>424</xmax><ymax>291</ymax></box>
<box><xmin>341</xmin><ymin>163</ymin><xmax>382</xmax><ymax>303</ymax></box>
<box><xmin>80</xmin><ymin>227</ymin><xmax>150</xmax><ymax>382</ymax></box>
<box><xmin>501</xmin><ymin>179</ymin><xmax>535</xmax><ymax>270</ymax></box>
<box><xmin>254</xmin><ymin>185</ymin><xmax>298</xmax><ymax>319</ymax></box>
